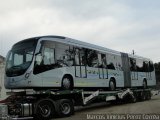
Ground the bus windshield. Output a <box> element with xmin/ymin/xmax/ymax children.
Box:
<box><xmin>6</xmin><ymin>39</ymin><xmax>38</xmax><ymax>77</ymax></box>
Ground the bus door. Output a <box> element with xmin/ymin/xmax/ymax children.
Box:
<box><xmin>121</xmin><ymin>53</ymin><xmax>131</xmax><ymax>87</ymax></box>
<box><xmin>75</xmin><ymin>48</ymin><xmax>87</xmax><ymax>78</ymax></box>
<box><xmin>144</xmin><ymin>61</ymin><xmax>151</xmax><ymax>80</ymax></box>
<box><xmin>98</xmin><ymin>54</ymin><xmax>108</xmax><ymax>79</ymax></box>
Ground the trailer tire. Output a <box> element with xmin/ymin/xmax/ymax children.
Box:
<box><xmin>34</xmin><ymin>99</ymin><xmax>55</xmax><ymax>120</ymax></box>
<box><xmin>140</xmin><ymin>92</ymin><xmax>147</xmax><ymax>101</ymax></box>
<box><xmin>146</xmin><ymin>91</ymin><xmax>151</xmax><ymax>100</ymax></box>
<box><xmin>55</xmin><ymin>99</ymin><xmax>74</xmax><ymax>117</ymax></box>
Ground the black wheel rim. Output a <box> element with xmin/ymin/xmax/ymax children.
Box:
<box><xmin>38</xmin><ymin>104</ymin><xmax>51</xmax><ymax>117</ymax></box>
<box><xmin>60</xmin><ymin>103</ymin><xmax>71</xmax><ymax>115</ymax></box>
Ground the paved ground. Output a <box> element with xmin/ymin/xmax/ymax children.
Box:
<box><xmin>54</xmin><ymin>95</ymin><xmax>160</xmax><ymax>120</ymax></box>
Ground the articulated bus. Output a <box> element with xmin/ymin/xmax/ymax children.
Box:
<box><xmin>4</xmin><ymin>36</ymin><xmax>156</xmax><ymax>90</ymax></box>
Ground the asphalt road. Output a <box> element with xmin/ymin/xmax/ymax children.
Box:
<box><xmin>54</xmin><ymin>95</ymin><xmax>160</xmax><ymax>120</ymax></box>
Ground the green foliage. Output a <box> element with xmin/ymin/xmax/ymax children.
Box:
<box><xmin>154</xmin><ymin>62</ymin><xmax>160</xmax><ymax>71</ymax></box>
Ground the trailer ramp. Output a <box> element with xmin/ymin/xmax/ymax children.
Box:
<box><xmin>83</xmin><ymin>90</ymin><xmax>99</xmax><ymax>105</ymax></box>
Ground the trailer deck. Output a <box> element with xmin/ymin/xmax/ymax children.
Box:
<box><xmin>0</xmin><ymin>88</ymin><xmax>159</xmax><ymax>120</ymax></box>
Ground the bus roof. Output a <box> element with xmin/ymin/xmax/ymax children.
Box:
<box><xmin>20</xmin><ymin>35</ymin><xmax>152</xmax><ymax>62</ymax></box>
<box><xmin>40</xmin><ymin>35</ymin><xmax>121</xmax><ymax>55</ymax></box>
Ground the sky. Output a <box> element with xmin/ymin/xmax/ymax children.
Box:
<box><xmin>0</xmin><ymin>0</ymin><xmax>160</xmax><ymax>62</ymax></box>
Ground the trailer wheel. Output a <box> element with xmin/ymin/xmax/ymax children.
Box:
<box><xmin>62</xmin><ymin>76</ymin><xmax>73</xmax><ymax>90</ymax></box>
<box><xmin>56</xmin><ymin>99</ymin><xmax>74</xmax><ymax>117</ymax></box>
<box><xmin>34</xmin><ymin>99</ymin><xmax>55</xmax><ymax>120</ymax></box>
<box><xmin>109</xmin><ymin>79</ymin><xmax>116</xmax><ymax>91</ymax></box>
<box><xmin>140</xmin><ymin>92</ymin><xmax>147</xmax><ymax>101</ymax></box>
<box><xmin>146</xmin><ymin>91</ymin><xmax>151</xmax><ymax>100</ymax></box>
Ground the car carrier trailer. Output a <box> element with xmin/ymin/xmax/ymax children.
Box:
<box><xmin>0</xmin><ymin>88</ymin><xmax>159</xmax><ymax>120</ymax></box>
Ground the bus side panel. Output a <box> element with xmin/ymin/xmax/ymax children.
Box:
<box><xmin>121</xmin><ymin>53</ymin><xmax>131</xmax><ymax>88</ymax></box>
<box><xmin>147</xmin><ymin>71</ymin><xmax>156</xmax><ymax>86</ymax></box>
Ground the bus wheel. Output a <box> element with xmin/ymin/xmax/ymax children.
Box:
<box><xmin>109</xmin><ymin>79</ymin><xmax>116</xmax><ymax>91</ymax></box>
<box><xmin>143</xmin><ymin>80</ymin><xmax>147</xmax><ymax>89</ymax></box>
<box><xmin>62</xmin><ymin>76</ymin><xmax>73</xmax><ymax>90</ymax></box>
<box><xmin>34</xmin><ymin>99</ymin><xmax>55</xmax><ymax>120</ymax></box>
<box><xmin>56</xmin><ymin>99</ymin><xmax>74</xmax><ymax>117</ymax></box>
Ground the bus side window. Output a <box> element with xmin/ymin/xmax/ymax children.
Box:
<box><xmin>130</xmin><ymin>58</ymin><xmax>136</xmax><ymax>71</ymax></box>
<box><xmin>87</xmin><ymin>49</ymin><xmax>98</xmax><ymax>67</ymax></box>
<box><xmin>102</xmin><ymin>54</ymin><xmax>107</xmax><ymax>68</ymax></box>
<box><xmin>98</xmin><ymin>54</ymin><xmax>102</xmax><ymax>67</ymax></box>
<box><xmin>149</xmin><ymin>61</ymin><xmax>154</xmax><ymax>72</ymax></box>
<box><xmin>43</xmin><ymin>47</ymin><xmax>55</xmax><ymax>65</ymax></box>
<box><xmin>107</xmin><ymin>54</ymin><xmax>115</xmax><ymax>70</ymax></box>
<box><xmin>143</xmin><ymin>61</ymin><xmax>149</xmax><ymax>72</ymax></box>
<box><xmin>136</xmin><ymin>59</ymin><xmax>143</xmax><ymax>72</ymax></box>
<box><xmin>75</xmin><ymin>49</ymin><xmax>80</xmax><ymax>65</ymax></box>
<box><xmin>74</xmin><ymin>48</ymin><xmax>87</xmax><ymax>66</ymax></box>
<box><xmin>98</xmin><ymin>54</ymin><xmax>107</xmax><ymax>68</ymax></box>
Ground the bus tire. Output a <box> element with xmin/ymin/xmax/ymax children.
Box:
<box><xmin>62</xmin><ymin>75</ymin><xmax>73</xmax><ymax>90</ymax></box>
<box><xmin>109</xmin><ymin>78</ymin><xmax>116</xmax><ymax>91</ymax></box>
<box><xmin>34</xmin><ymin>99</ymin><xmax>55</xmax><ymax>120</ymax></box>
<box><xmin>55</xmin><ymin>99</ymin><xmax>74</xmax><ymax>117</ymax></box>
<box><xmin>143</xmin><ymin>80</ymin><xmax>147</xmax><ymax>89</ymax></box>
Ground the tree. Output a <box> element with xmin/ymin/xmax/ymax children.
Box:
<box><xmin>154</xmin><ymin>62</ymin><xmax>160</xmax><ymax>72</ymax></box>
<box><xmin>154</xmin><ymin>62</ymin><xmax>160</xmax><ymax>84</ymax></box>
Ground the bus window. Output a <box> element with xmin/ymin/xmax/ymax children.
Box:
<box><xmin>101</xmin><ymin>54</ymin><xmax>107</xmax><ymax>68</ymax></box>
<box><xmin>43</xmin><ymin>47</ymin><xmax>55</xmax><ymax>65</ymax></box>
<box><xmin>143</xmin><ymin>61</ymin><xmax>149</xmax><ymax>72</ymax></box>
<box><xmin>98</xmin><ymin>54</ymin><xmax>107</xmax><ymax>68</ymax></box>
<box><xmin>107</xmin><ymin>54</ymin><xmax>115</xmax><ymax>70</ymax></box>
<box><xmin>149</xmin><ymin>61</ymin><xmax>154</xmax><ymax>72</ymax></box>
<box><xmin>98</xmin><ymin>54</ymin><xmax>102</xmax><ymax>67</ymax></box>
<box><xmin>26</xmin><ymin>51</ymin><xmax>33</xmax><ymax>62</ymax></box>
<box><xmin>86</xmin><ymin>49</ymin><xmax>98</xmax><ymax>67</ymax></box>
<box><xmin>75</xmin><ymin>49</ymin><xmax>80</xmax><ymax>65</ymax></box>
<box><xmin>130</xmin><ymin>58</ymin><xmax>136</xmax><ymax>71</ymax></box>
<box><xmin>34</xmin><ymin>42</ymin><xmax>56</xmax><ymax>74</ymax></box>
<box><xmin>136</xmin><ymin>59</ymin><xmax>143</xmax><ymax>72</ymax></box>
<box><xmin>55</xmin><ymin>43</ymin><xmax>74</xmax><ymax>67</ymax></box>
<box><xmin>14</xmin><ymin>53</ymin><xmax>23</xmax><ymax>66</ymax></box>
<box><xmin>74</xmin><ymin>48</ymin><xmax>87</xmax><ymax>66</ymax></box>
<box><xmin>80</xmin><ymin>48</ymin><xmax>87</xmax><ymax>66</ymax></box>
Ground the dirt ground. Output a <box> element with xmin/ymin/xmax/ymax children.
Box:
<box><xmin>54</xmin><ymin>94</ymin><xmax>160</xmax><ymax>120</ymax></box>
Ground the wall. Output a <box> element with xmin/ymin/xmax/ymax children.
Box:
<box><xmin>0</xmin><ymin>62</ymin><xmax>7</xmax><ymax>100</ymax></box>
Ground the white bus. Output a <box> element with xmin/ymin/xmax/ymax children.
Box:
<box><xmin>4</xmin><ymin>36</ymin><xmax>156</xmax><ymax>90</ymax></box>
